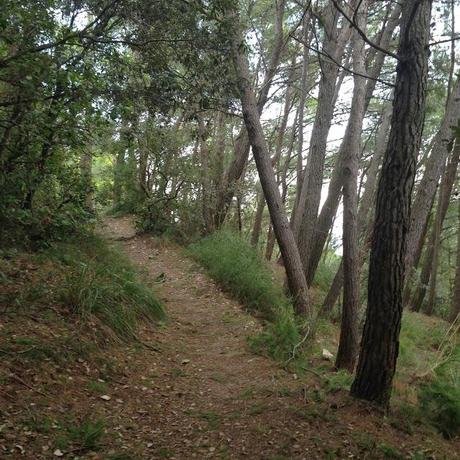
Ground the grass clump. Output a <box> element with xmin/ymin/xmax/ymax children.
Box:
<box><xmin>49</xmin><ymin>234</ymin><xmax>165</xmax><ymax>341</ymax></box>
<box><xmin>190</xmin><ymin>230</ymin><xmax>303</xmax><ymax>362</ymax></box>
<box><xmin>189</xmin><ymin>230</ymin><xmax>289</xmax><ymax>319</ymax></box>
<box><xmin>418</xmin><ymin>346</ymin><xmax>460</xmax><ymax>439</ymax></box>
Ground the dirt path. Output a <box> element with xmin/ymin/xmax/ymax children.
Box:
<box><xmin>3</xmin><ymin>216</ymin><xmax>456</xmax><ymax>459</ymax></box>
<box><xmin>97</xmin><ymin>217</ymin><xmax>459</xmax><ymax>460</ymax></box>
<box><xmin>101</xmin><ymin>216</ymin><xmax>313</xmax><ymax>459</ymax></box>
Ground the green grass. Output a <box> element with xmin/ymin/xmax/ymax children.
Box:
<box><xmin>189</xmin><ymin>230</ymin><xmax>304</xmax><ymax>362</ymax></box>
<box><xmin>43</xmin><ymin>234</ymin><xmax>165</xmax><ymax>341</ymax></box>
<box><xmin>189</xmin><ymin>230</ymin><xmax>290</xmax><ymax>319</ymax></box>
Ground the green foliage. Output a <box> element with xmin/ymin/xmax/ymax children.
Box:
<box><xmin>50</xmin><ymin>235</ymin><xmax>165</xmax><ymax>340</ymax></box>
<box><xmin>418</xmin><ymin>346</ymin><xmax>460</xmax><ymax>439</ymax></box>
<box><xmin>248</xmin><ymin>309</ymin><xmax>301</xmax><ymax>362</ymax></box>
<box><xmin>189</xmin><ymin>230</ymin><xmax>303</xmax><ymax>362</ymax></box>
<box><xmin>189</xmin><ymin>230</ymin><xmax>289</xmax><ymax>318</ymax></box>
<box><xmin>67</xmin><ymin>418</ymin><xmax>106</xmax><ymax>451</ymax></box>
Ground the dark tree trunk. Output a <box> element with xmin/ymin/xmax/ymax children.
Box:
<box><xmin>351</xmin><ymin>0</ymin><xmax>432</xmax><ymax>408</ymax></box>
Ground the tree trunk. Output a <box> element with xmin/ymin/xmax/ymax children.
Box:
<box><xmin>232</xmin><ymin>13</ymin><xmax>310</xmax><ymax>317</ymax></box>
<box><xmin>322</xmin><ymin>103</ymin><xmax>393</xmax><ymax>314</ymax></box>
<box><xmin>304</xmin><ymin>1</ymin><xmax>401</xmax><ymax>286</ymax></box>
<box><xmin>405</xmin><ymin>77</ymin><xmax>460</xmax><ymax>272</ymax></box>
<box><xmin>449</xmin><ymin>195</ymin><xmax>460</xmax><ymax>322</ymax></box>
<box><xmin>335</xmin><ymin>1</ymin><xmax>368</xmax><ymax>372</ymax></box>
<box><xmin>79</xmin><ymin>150</ymin><xmax>93</xmax><ymax>211</ymax></box>
<box><xmin>294</xmin><ymin>3</ymin><xmax>352</xmax><ymax>264</ymax></box>
<box><xmin>214</xmin><ymin>0</ymin><xmax>287</xmax><ymax>228</ymax></box>
<box><xmin>251</xmin><ymin>188</ymin><xmax>266</xmax><ymax>247</ymax></box>
<box><xmin>351</xmin><ymin>0</ymin><xmax>432</xmax><ymax>408</ymax></box>
<box><xmin>410</xmin><ymin>141</ymin><xmax>460</xmax><ymax>311</ymax></box>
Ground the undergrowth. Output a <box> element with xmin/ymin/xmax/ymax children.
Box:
<box><xmin>189</xmin><ymin>230</ymin><xmax>290</xmax><ymax>319</ymax></box>
<box><xmin>189</xmin><ymin>230</ymin><xmax>302</xmax><ymax>362</ymax></box>
<box><xmin>1</xmin><ymin>233</ymin><xmax>165</xmax><ymax>343</ymax></box>
<box><xmin>48</xmin><ymin>234</ymin><xmax>165</xmax><ymax>340</ymax></box>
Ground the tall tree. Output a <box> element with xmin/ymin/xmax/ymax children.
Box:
<box><xmin>231</xmin><ymin>9</ymin><xmax>310</xmax><ymax>317</ymax></box>
<box><xmin>351</xmin><ymin>0</ymin><xmax>432</xmax><ymax>407</ymax></box>
<box><xmin>450</xmin><ymin>194</ymin><xmax>460</xmax><ymax>322</ymax></box>
<box><xmin>335</xmin><ymin>0</ymin><xmax>368</xmax><ymax>372</ymax></box>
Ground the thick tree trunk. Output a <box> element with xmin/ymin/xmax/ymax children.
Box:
<box><xmin>214</xmin><ymin>0</ymin><xmax>287</xmax><ymax>228</ymax></box>
<box><xmin>232</xmin><ymin>15</ymin><xmax>310</xmax><ymax>317</ymax></box>
<box><xmin>335</xmin><ymin>1</ymin><xmax>368</xmax><ymax>372</ymax></box>
<box><xmin>351</xmin><ymin>0</ymin><xmax>432</xmax><ymax>408</ymax></box>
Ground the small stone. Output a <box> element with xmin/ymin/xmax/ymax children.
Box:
<box><xmin>53</xmin><ymin>449</ymin><xmax>64</xmax><ymax>457</ymax></box>
<box><xmin>322</xmin><ymin>348</ymin><xmax>334</xmax><ymax>360</ymax></box>
<box><xmin>100</xmin><ymin>395</ymin><xmax>111</xmax><ymax>401</ymax></box>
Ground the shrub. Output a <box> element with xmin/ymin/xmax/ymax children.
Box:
<box><xmin>248</xmin><ymin>308</ymin><xmax>301</xmax><ymax>362</ymax></box>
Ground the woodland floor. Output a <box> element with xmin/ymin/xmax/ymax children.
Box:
<box><xmin>1</xmin><ymin>216</ymin><xmax>459</xmax><ymax>459</ymax></box>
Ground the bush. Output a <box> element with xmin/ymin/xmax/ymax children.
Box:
<box><xmin>49</xmin><ymin>235</ymin><xmax>165</xmax><ymax>340</ymax></box>
<box><xmin>189</xmin><ymin>230</ymin><xmax>289</xmax><ymax>319</ymax></box>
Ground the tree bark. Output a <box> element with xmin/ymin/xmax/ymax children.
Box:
<box><xmin>232</xmin><ymin>13</ymin><xmax>310</xmax><ymax>317</ymax></box>
<box><xmin>351</xmin><ymin>0</ymin><xmax>432</xmax><ymax>408</ymax></box>
<box><xmin>214</xmin><ymin>0</ymin><xmax>287</xmax><ymax>228</ymax></box>
<box><xmin>335</xmin><ymin>0</ymin><xmax>368</xmax><ymax>372</ymax></box>
<box><xmin>322</xmin><ymin>103</ymin><xmax>393</xmax><ymax>314</ymax></box>
<box><xmin>405</xmin><ymin>77</ymin><xmax>460</xmax><ymax>272</ymax></box>
<box><xmin>294</xmin><ymin>3</ymin><xmax>352</xmax><ymax>261</ymax></box>
<box><xmin>304</xmin><ymin>1</ymin><xmax>401</xmax><ymax>286</ymax></box>
<box><xmin>449</xmin><ymin>195</ymin><xmax>460</xmax><ymax>323</ymax></box>
<box><xmin>410</xmin><ymin>141</ymin><xmax>460</xmax><ymax>311</ymax></box>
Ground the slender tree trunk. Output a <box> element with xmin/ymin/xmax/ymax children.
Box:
<box><xmin>79</xmin><ymin>150</ymin><xmax>93</xmax><ymax>211</ymax></box>
<box><xmin>405</xmin><ymin>77</ymin><xmax>460</xmax><ymax>272</ymax></box>
<box><xmin>335</xmin><ymin>1</ymin><xmax>368</xmax><ymax>372</ymax></box>
<box><xmin>232</xmin><ymin>13</ymin><xmax>310</xmax><ymax>317</ymax></box>
<box><xmin>214</xmin><ymin>0</ymin><xmax>287</xmax><ymax>228</ymax></box>
<box><xmin>410</xmin><ymin>141</ymin><xmax>460</xmax><ymax>311</ymax></box>
<box><xmin>304</xmin><ymin>1</ymin><xmax>401</xmax><ymax>286</ymax></box>
<box><xmin>322</xmin><ymin>103</ymin><xmax>392</xmax><ymax>314</ymax></box>
<box><xmin>251</xmin><ymin>188</ymin><xmax>266</xmax><ymax>247</ymax></box>
<box><xmin>197</xmin><ymin>113</ymin><xmax>214</xmax><ymax>233</ymax></box>
<box><xmin>351</xmin><ymin>0</ymin><xmax>432</xmax><ymax>408</ymax></box>
<box><xmin>294</xmin><ymin>3</ymin><xmax>353</xmax><ymax>264</ymax></box>
<box><xmin>450</xmin><ymin>196</ymin><xmax>460</xmax><ymax>322</ymax></box>
<box><xmin>291</xmin><ymin>18</ymin><xmax>311</xmax><ymax>233</ymax></box>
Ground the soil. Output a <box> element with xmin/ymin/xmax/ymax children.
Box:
<box><xmin>0</xmin><ymin>216</ymin><xmax>458</xmax><ymax>459</ymax></box>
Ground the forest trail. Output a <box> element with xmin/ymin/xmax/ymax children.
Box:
<box><xmin>94</xmin><ymin>216</ymin><xmax>458</xmax><ymax>460</ymax></box>
<box><xmin>100</xmin><ymin>215</ymin><xmax>315</xmax><ymax>459</ymax></box>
